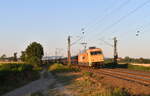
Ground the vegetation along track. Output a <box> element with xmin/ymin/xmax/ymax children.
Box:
<box><xmin>76</xmin><ymin>66</ymin><xmax>150</xmax><ymax>87</ymax></box>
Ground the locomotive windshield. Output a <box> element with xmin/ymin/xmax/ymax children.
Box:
<box><xmin>90</xmin><ymin>51</ymin><xmax>102</xmax><ymax>55</ymax></box>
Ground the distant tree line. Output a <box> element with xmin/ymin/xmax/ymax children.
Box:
<box><xmin>0</xmin><ymin>42</ymin><xmax>44</xmax><ymax>68</ymax></box>
<box><xmin>0</xmin><ymin>53</ymin><xmax>18</xmax><ymax>62</ymax></box>
<box><xmin>119</xmin><ymin>56</ymin><xmax>150</xmax><ymax>64</ymax></box>
<box><xmin>105</xmin><ymin>56</ymin><xmax>150</xmax><ymax>64</ymax></box>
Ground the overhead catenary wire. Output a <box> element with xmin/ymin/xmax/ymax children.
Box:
<box><xmin>71</xmin><ymin>30</ymin><xmax>86</xmax><ymax>46</ymax></box>
<box><xmin>103</xmin><ymin>0</ymin><xmax>150</xmax><ymax>41</ymax></box>
<box><xmin>99</xmin><ymin>38</ymin><xmax>113</xmax><ymax>47</ymax></box>
<box><xmin>71</xmin><ymin>0</ymin><xmax>150</xmax><ymax>59</ymax></box>
<box><xmin>137</xmin><ymin>21</ymin><xmax>150</xmax><ymax>36</ymax></box>
<box><xmin>84</xmin><ymin>0</ymin><xmax>132</xmax><ymax>33</ymax></box>
<box><xmin>85</xmin><ymin>0</ymin><xmax>150</xmax><ymax>47</ymax></box>
<box><xmin>75</xmin><ymin>0</ymin><xmax>131</xmax><ymax>50</ymax></box>
<box><xmin>71</xmin><ymin>37</ymin><xmax>83</xmax><ymax>46</ymax></box>
<box><xmin>72</xmin><ymin>0</ymin><xmax>150</xmax><ymax>56</ymax></box>
<box><xmin>95</xmin><ymin>0</ymin><xmax>150</xmax><ymax>38</ymax></box>
<box><xmin>82</xmin><ymin>0</ymin><xmax>119</xmax><ymax>31</ymax></box>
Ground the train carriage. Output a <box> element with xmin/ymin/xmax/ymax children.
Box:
<box><xmin>48</xmin><ymin>47</ymin><xmax>104</xmax><ymax>68</ymax></box>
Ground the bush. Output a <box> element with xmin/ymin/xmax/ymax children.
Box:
<box><xmin>49</xmin><ymin>63</ymin><xmax>64</xmax><ymax>71</ymax></box>
<box><xmin>0</xmin><ymin>63</ymin><xmax>40</xmax><ymax>95</ymax></box>
<box><xmin>100</xmin><ymin>88</ymin><xmax>130</xmax><ymax>96</ymax></box>
<box><xmin>0</xmin><ymin>64</ymin><xmax>33</xmax><ymax>72</ymax></box>
<box><xmin>27</xmin><ymin>56</ymin><xmax>41</xmax><ymax>68</ymax></box>
<box><xmin>83</xmin><ymin>71</ymin><xmax>93</xmax><ymax>77</ymax></box>
<box><xmin>48</xmin><ymin>63</ymin><xmax>80</xmax><ymax>73</ymax></box>
<box><xmin>111</xmin><ymin>88</ymin><xmax>129</xmax><ymax>96</ymax></box>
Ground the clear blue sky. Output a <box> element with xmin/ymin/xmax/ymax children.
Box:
<box><xmin>0</xmin><ymin>0</ymin><xmax>150</xmax><ymax>58</ymax></box>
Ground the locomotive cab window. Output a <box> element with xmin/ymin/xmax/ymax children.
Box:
<box><xmin>91</xmin><ymin>51</ymin><xmax>102</xmax><ymax>55</ymax></box>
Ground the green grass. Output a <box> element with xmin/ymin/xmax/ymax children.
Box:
<box><xmin>47</xmin><ymin>63</ymin><xmax>150</xmax><ymax>96</ymax></box>
<box><xmin>104</xmin><ymin>63</ymin><xmax>128</xmax><ymax>68</ymax></box>
<box><xmin>128</xmin><ymin>64</ymin><xmax>150</xmax><ymax>71</ymax></box>
<box><xmin>104</xmin><ymin>62</ymin><xmax>150</xmax><ymax>71</ymax></box>
<box><xmin>98</xmin><ymin>88</ymin><xmax>130</xmax><ymax>96</ymax></box>
<box><xmin>48</xmin><ymin>63</ymin><xmax>80</xmax><ymax>73</ymax></box>
<box><xmin>31</xmin><ymin>91</ymin><xmax>44</xmax><ymax>96</ymax></box>
<box><xmin>82</xmin><ymin>71</ymin><xmax>93</xmax><ymax>77</ymax></box>
<box><xmin>49</xmin><ymin>65</ymin><xmax>131</xmax><ymax>96</ymax></box>
<box><xmin>66</xmin><ymin>74</ymin><xmax>130</xmax><ymax>96</ymax></box>
<box><xmin>0</xmin><ymin>63</ymin><xmax>40</xmax><ymax>95</ymax></box>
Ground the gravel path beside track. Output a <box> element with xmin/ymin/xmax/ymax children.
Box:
<box><xmin>2</xmin><ymin>70</ymin><xmax>54</xmax><ymax>96</ymax></box>
<box><xmin>3</xmin><ymin>69</ymin><xmax>72</xmax><ymax>96</ymax></box>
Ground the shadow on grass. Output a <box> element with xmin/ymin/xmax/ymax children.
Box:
<box><xmin>103</xmin><ymin>63</ymin><xmax>129</xmax><ymax>69</ymax></box>
<box><xmin>54</xmin><ymin>73</ymin><xmax>80</xmax><ymax>86</ymax></box>
<box><xmin>49</xmin><ymin>64</ymin><xmax>81</xmax><ymax>87</ymax></box>
<box><xmin>103</xmin><ymin>63</ymin><xmax>150</xmax><ymax>72</ymax></box>
<box><xmin>0</xmin><ymin>64</ymin><xmax>40</xmax><ymax>96</ymax></box>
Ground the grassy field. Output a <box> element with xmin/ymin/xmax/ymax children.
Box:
<box><xmin>0</xmin><ymin>63</ymin><xmax>41</xmax><ymax>95</ymax></box>
<box><xmin>128</xmin><ymin>64</ymin><xmax>150</xmax><ymax>71</ymax></box>
<box><xmin>28</xmin><ymin>63</ymin><xmax>150</xmax><ymax>96</ymax></box>
<box><xmin>0</xmin><ymin>61</ymin><xmax>24</xmax><ymax>64</ymax></box>
<box><xmin>48</xmin><ymin>63</ymin><xmax>80</xmax><ymax>73</ymax></box>
<box><xmin>130</xmin><ymin>63</ymin><xmax>150</xmax><ymax>67</ymax></box>
<box><xmin>46</xmin><ymin>63</ymin><xmax>133</xmax><ymax>96</ymax></box>
<box><xmin>104</xmin><ymin>63</ymin><xmax>150</xmax><ymax>71</ymax></box>
<box><xmin>0</xmin><ymin>61</ymin><xmax>25</xmax><ymax>65</ymax></box>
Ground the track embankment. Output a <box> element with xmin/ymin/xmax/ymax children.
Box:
<box><xmin>97</xmin><ymin>69</ymin><xmax>150</xmax><ymax>86</ymax></box>
<box><xmin>77</xmin><ymin>66</ymin><xmax>150</xmax><ymax>87</ymax></box>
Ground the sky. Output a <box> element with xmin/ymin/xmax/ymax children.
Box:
<box><xmin>0</xmin><ymin>0</ymin><xmax>150</xmax><ymax>58</ymax></box>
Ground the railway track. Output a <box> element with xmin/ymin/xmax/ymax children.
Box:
<box><xmin>76</xmin><ymin>66</ymin><xmax>150</xmax><ymax>87</ymax></box>
<box><xmin>107</xmin><ymin>69</ymin><xmax>150</xmax><ymax>78</ymax></box>
<box><xmin>97</xmin><ymin>69</ymin><xmax>150</xmax><ymax>86</ymax></box>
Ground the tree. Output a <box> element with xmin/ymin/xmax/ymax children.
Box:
<box><xmin>139</xmin><ymin>57</ymin><xmax>144</xmax><ymax>63</ymax></box>
<box><xmin>27</xmin><ymin>56</ymin><xmax>41</xmax><ymax>67</ymax></box>
<box><xmin>25</xmin><ymin>42</ymin><xmax>44</xmax><ymax>67</ymax></box>
<box><xmin>20</xmin><ymin>51</ymin><xmax>26</xmax><ymax>62</ymax></box>
<box><xmin>0</xmin><ymin>54</ymin><xmax>7</xmax><ymax>61</ymax></box>
<box><xmin>13</xmin><ymin>52</ymin><xmax>17</xmax><ymax>61</ymax></box>
<box><xmin>124</xmin><ymin>56</ymin><xmax>131</xmax><ymax>62</ymax></box>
